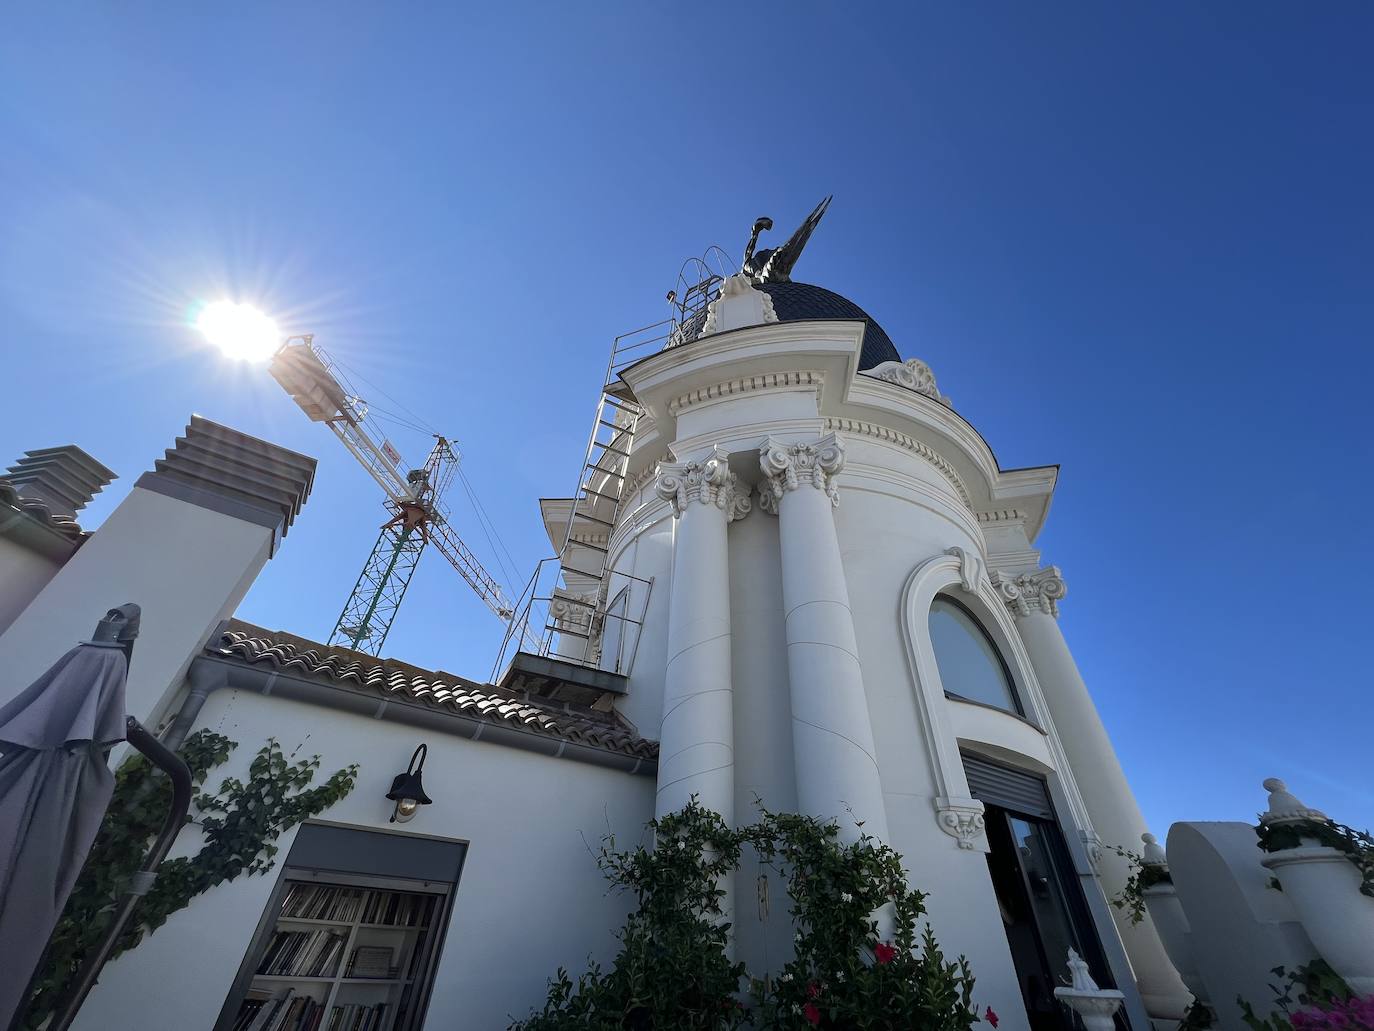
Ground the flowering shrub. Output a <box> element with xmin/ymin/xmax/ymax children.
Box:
<box><xmin>512</xmin><ymin>802</ymin><xmax>985</xmax><ymax>1030</ymax></box>
<box><xmin>748</xmin><ymin>809</ymin><xmax>980</xmax><ymax>1030</ymax></box>
<box><xmin>1238</xmin><ymin>960</ymin><xmax>1367</xmax><ymax>1031</ymax></box>
<box><xmin>510</xmin><ymin>800</ymin><xmax>749</xmax><ymax>1030</ymax></box>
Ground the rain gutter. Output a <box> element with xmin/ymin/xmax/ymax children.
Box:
<box><xmin>167</xmin><ymin>652</ymin><xmax>656</xmax><ymax>777</ymax></box>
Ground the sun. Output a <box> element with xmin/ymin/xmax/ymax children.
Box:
<box><xmin>196</xmin><ymin>300</ymin><xmax>281</xmax><ymax>362</ymax></box>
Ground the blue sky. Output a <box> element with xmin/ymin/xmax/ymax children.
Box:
<box><xmin>2</xmin><ymin>5</ymin><xmax>1370</xmax><ymax>838</ymax></box>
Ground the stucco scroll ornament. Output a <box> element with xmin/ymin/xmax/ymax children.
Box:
<box><xmin>699</xmin><ymin>272</ymin><xmax>779</xmax><ymax>337</ymax></box>
<box><xmin>989</xmin><ymin>566</ymin><xmax>1068</xmax><ymax>619</ymax></box>
<box><xmin>864</xmin><ymin>358</ymin><xmax>952</xmax><ymax>407</ymax></box>
<box><xmin>756</xmin><ymin>434</ymin><xmax>845</xmax><ymax>515</ymax></box>
<box><xmin>654</xmin><ymin>446</ymin><xmax>751</xmax><ymax>522</ymax></box>
<box><xmin>943</xmin><ymin>546</ymin><xmax>984</xmax><ymax>594</ymax></box>
<box><xmin>935</xmin><ymin>797</ymin><xmax>989</xmax><ymax>852</ymax></box>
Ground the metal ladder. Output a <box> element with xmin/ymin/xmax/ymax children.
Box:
<box><xmin>544</xmin><ymin>328</ymin><xmax>657</xmax><ymax>652</ymax></box>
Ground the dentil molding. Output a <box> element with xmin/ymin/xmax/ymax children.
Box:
<box><xmin>667</xmin><ymin>370</ymin><xmax>823</xmax><ymax>417</ymax></box>
<box><xmin>990</xmin><ymin>566</ymin><xmax>1068</xmax><ymax>619</ymax></box>
<box><xmin>654</xmin><ymin>446</ymin><xmax>751</xmax><ymax>522</ymax></box>
<box><xmin>822</xmin><ymin>417</ymin><xmax>971</xmax><ymax>509</ymax></box>
<box><xmin>757</xmin><ymin>434</ymin><xmax>845</xmax><ymax>514</ymax></box>
<box><xmin>863</xmin><ymin>357</ymin><xmax>952</xmax><ymax>407</ymax></box>
<box><xmin>935</xmin><ymin>797</ymin><xmax>990</xmax><ymax>852</ymax></box>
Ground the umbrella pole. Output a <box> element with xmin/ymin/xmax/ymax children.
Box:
<box><xmin>43</xmin><ymin>717</ymin><xmax>192</xmax><ymax>1031</ymax></box>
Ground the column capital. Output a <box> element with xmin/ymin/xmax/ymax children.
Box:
<box><xmin>654</xmin><ymin>446</ymin><xmax>750</xmax><ymax>522</ymax></box>
<box><xmin>989</xmin><ymin>565</ymin><xmax>1067</xmax><ymax>619</ymax></box>
<box><xmin>757</xmin><ymin>433</ymin><xmax>845</xmax><ymax>514</ymax></box>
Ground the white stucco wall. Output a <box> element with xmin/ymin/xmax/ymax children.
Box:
<box><xmin>0</xmin><ymin>487</ymin><xmax>273</xmax><ymax>725</ymax></box>
<box><xmin>0</xmin><ymin>533</ymin><xmax>63</xmax><ymax>635</ymax></box>
<box><xmin>72</xmin><ymin>688</ymin><xmax>655</xmax><ymax>1031</ymax></box>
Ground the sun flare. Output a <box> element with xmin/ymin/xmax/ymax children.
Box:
<box><xmin>196</xmin><ymin>300</ymin><xmax>280</xmax><ymax>361</ymax></box>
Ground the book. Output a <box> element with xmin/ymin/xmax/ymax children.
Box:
<box><xmin>346</xmin><ymin>945</ymin><xmax>396</xmax><ymax>979</ymax></box>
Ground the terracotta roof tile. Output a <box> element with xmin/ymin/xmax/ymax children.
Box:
<box><xmin>211</xmin><ymin>619</ymin><xmax>658</xmax><ymax>762</ymax></box>
<box><xmin>0</xmin><ymin>478</ymin><xmax>88</xmax><ymax>542</ymax></box>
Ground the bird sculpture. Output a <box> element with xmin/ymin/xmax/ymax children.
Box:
<box><xmin>741</xmin><ymin>196</ymin><xmax>833</xmax><ymax>283</ymax></box>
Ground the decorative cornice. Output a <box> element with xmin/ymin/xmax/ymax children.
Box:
<box><xmin>935</xmin><ymin>797</ymin><xmax>989</xmax><ymax>852</ymax></box>
<box><xmin>822</xmin><ymin>417</ymin><xmax>971</xmax><ymax>509</ymax></box>
<box><xmin>668</xmin><ymin>370</ymin><xmax>823</xmax><ymax>417</ymax></box>
<box><xmin>757</xmin><ymin>434</ymin><xmax>845</xmax><ymax>514</ymax></box>
<box><xmin>654</xmin><ymin>446</ymin><xmax>750</xmax><ymax>522</ymax></box>
<box><xmin>990</xmin><ymin>566</ymin><xmax>1067</xmax><ymax>619</ymax></box>
<box><xmin>862</xmin><ymin>357</ymin><xmax>952</xmax><ymax>407</ymax></box>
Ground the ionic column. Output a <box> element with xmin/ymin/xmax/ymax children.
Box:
<box><xmin>653</xmin><ymin>446</ymin><xmax>749</xmax><ymax>823</ymax></box>
<box><xmin>991</xmin><ymin>567</ymin><xmax>1190</xmax><ymax>1019</ymax></box>
<box><xmin>759</xmin><ymin>435</ymin><xmax>889</xmax><ymax>845</ymax></box>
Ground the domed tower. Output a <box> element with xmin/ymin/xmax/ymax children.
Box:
<box><xmin>522</xmin><ymin>202</ymin><xmax>1189</xmax><ymax>1029</ymax></box>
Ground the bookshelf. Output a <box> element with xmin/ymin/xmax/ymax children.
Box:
<box><xmin>226</xmin><ymin>876</ymin><xmax>445</xmax><ymax>1031</ymax></box>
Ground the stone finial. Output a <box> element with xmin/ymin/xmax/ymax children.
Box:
<box><xmin>5</xmin><ymin>445</ymin><xmax>115</xmax><ymax>518</ymax></box>
<box><xmin>1261</xmin><ymin>778</ymin><xmax>1328</xmax><ymax>826</ymax></box>
<box><xmin>1141</xmin><ymin>832</ymin><xmax>1168</xmax><ymax>866</ymax></box>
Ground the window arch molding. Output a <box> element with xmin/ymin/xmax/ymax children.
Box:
<box><xmin>900</xmin><ymin>548</ymin><xmax>1093</xmax><ymax>850</ymax></box>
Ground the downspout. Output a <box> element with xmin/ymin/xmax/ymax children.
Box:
<box><xmin>160</xmin><ymin>656</ymin><xmax>228</xmax><ymax>750</ymax></box>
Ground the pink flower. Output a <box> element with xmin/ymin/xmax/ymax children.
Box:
<box><xmin>806</xmin><ymin>982</ymin><xmax>821</xmax><ymax>999</ymax></box>
<box><xmin>803</xmin><ymin>1002</ymin><xmax>821</xmax><ymax>1025</ymax></box>
<box><xmin>985</xmin><ymin>1007</ymin><xmax>1000</xmax><ymax>1028</ymax></box>
<box><xmin>874</xmin><ymin>942</ymin><xmax>897</xmax><ymax>965</ymax></box>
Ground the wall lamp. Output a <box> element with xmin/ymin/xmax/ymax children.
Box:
<box><xmin>386</xmin><ymin>744</ymin><xmax>433</xmax><ymax>823</ymax></box>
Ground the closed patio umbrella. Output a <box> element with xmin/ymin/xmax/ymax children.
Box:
<box><xmin>0</xmin><ymin>604</ymin><xmax>138</xmax><ymax>1027</ymax></box>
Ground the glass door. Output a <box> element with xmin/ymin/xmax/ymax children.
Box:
<box><xmin>983</xmin><ymin>806</ymin><xmax>1116</xmax><ymax>1031</ymax></box>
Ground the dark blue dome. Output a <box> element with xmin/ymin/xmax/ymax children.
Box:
<box><xmin>676</xmin><ymin>281</ymin><xmax>900</xmax><ymax>370</ymax></box>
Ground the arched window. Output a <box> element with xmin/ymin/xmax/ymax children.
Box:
<box><xmin>929</xmin><ymin>596</ymin><xmax>1023</xmax><ymax>715</ymax></box>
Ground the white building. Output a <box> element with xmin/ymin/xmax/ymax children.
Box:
<box><xmin>0</xmin><ymin>205</ymin><xmax>1191</xmax><ymax>1030</ymax></box>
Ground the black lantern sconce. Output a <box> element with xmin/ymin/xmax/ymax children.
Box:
<box><xmin>386</xmin><ymin>744</ymin><xmax>433</xmax><ymax>823</ymax></box>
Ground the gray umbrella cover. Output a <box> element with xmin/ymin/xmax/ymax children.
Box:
<box><xmin>0</xmin><ymin>641</ymin><xmax>128</xmax><ymax>1027</ymax></box>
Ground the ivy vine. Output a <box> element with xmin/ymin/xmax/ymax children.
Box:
<box><xmin>21</xmin><ymin>730</ymin><xmax>358</xmax><ymax>1029</ymax></box>
<box><xmin>1255</xmin><ymin>818</ymin><xmax>1374</xmax><ymax>899</ymax></box>
<box><xmin>1103</xmin><ymin>845</ymin><xmax>1172</xmax><ymax>926</ymax></box>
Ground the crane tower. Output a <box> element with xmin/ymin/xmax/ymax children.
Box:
<box><xmin>269</xmin><ymin>337</ymin><xmax>515</xmax><ymax>655</ymax></box>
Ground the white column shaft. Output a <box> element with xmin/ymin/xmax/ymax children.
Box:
<box><xmin>655</xmin><ymin>478</ymin><xmax>736</xmax><ymax>825</ymax></box>
<box><xmin>1016</xmin><ymin>609</ymin><xmax>1190</xmax><ymax>1016</ymax></box>
<box><xmin>768</xmin><ymin>444</ymin><xmax>888</xmax><ymax>845</ymax></box>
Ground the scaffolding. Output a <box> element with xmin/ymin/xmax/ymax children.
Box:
<box><xmin>492</xmin><ymin>248</ymin><xmax>735</xmax><ymax>682</ymax></box>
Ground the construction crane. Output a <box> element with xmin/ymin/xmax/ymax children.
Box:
<box><xmin>267</xmin><ymin>335</ymin><xmax>516</xmax><ymax>655</ymax></box>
